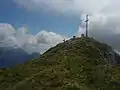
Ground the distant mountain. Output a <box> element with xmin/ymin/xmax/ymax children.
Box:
<box><xmin>0</xmin><ymin>47</ymin><xmax>40</xmax><ymax>68</ymax></box>
<box><xmin>0</xmin><ymin>37</ymin><xmax>120</xmax><ymax>90</ymax></box>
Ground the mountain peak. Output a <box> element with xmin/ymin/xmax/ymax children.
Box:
<box><xmin>0</xmin><ymin>37</ymin><xmax>120</xmax><ymax>90</ymax></box>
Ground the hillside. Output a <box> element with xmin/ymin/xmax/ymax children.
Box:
<box><xmin>0</xmin><ymin>37</ymin><xmax>120</xmax><ymax>90</ymax></box>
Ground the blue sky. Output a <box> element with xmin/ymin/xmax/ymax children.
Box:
<box><xmin>0</xmin><ymin>0</ymin><xmax>81</xmax><ymax>36</ymax></box>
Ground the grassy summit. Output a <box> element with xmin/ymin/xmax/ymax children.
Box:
<box><xmin>0</xmin><ymin>37</ymin><xmax>120</xmax><ymax>90</ymax></box>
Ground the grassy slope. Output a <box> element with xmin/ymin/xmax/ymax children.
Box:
<box><xmin>0</xmin><ymin>37</ymin><xmax>120</xmax><ymax>90</ymax></box>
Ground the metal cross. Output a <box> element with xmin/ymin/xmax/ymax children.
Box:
<box><xmin>85</xmin><ymin>14</ymin><xmax>89</xmax><ymax>37</ymax></box>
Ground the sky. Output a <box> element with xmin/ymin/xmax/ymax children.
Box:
<box><xmin>0</xmin><ymin>0</ymin><xmax>81</xmax><ymax>35</ymax></box>
<box><xmin>1</xmin><ymin>0</ymin><xmax>120</xmax><ymax>53</ymax></box>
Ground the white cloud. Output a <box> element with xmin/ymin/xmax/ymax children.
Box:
<box><xmin>0</xmin><ymin>24</ymin><xmax>64</xmax><ymax>54</ymax></box>
<box><xmin>89</xmin><ymin>13</ymin><xmax>120</xmax><ymax>36</ymax></box>
<box><xmin>76</xmin><ymin>26</ymin><xmax>85</xmax><ymax>37</ymax></box>
<box><xmin>36</xmin><ymin>31</ymin><xmax>64</xmax><ymax>45</ymax></box>
<box><xmin>13</xmin><ymin>0</ymin><xmax>120</xmax><ymax>34</ymax></box>
<box><xmin>13</xmin><ymin>0</ymin><xmax>109</xmax><ymax>15</ymax></box>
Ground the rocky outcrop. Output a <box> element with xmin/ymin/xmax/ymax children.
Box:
<box><xmin>106</xmin><ymin>49</ymin><xmax>120</xmax><ymax>65</ymax></box>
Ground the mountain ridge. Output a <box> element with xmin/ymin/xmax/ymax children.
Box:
<box><xmin>0</xmin><ymin>47</ymin><xmax>40</xmax><ymax>68</ymax></box>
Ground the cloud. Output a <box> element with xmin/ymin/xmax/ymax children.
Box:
<box><xmin>13</xmin><ymin>0</ymin><xmax>109</xmax><ymax>15</ymax></box>
<box><xmin>36</xmin><ymin>31</ymin><xmax>63</xmax><ymax>45</ymax></box>
<box><xmin>0</xmin><ymin>24</ymin><xmax>64</xmax><ymax>54</ymax></box>
<box><xmin>11</xmin><ymin>0</ymin><xmax>120</xmax><ymax>51</ymax></box>
<box><xmin>13</xmin><ymin>0</ymin><xmax>120</xmax><ymax>33</ymax></box>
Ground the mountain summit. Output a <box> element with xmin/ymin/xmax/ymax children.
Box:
<box><xmin>0</xmin><ymin>37</ymin><xmax>120</xmax><ymax>90</ymax></box>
